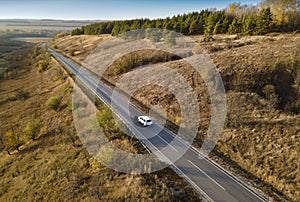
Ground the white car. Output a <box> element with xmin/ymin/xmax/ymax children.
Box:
<box><xmin>138</xmin><ymin>116</ymin><xmax>153</xmax><ymax>127</ymax></box>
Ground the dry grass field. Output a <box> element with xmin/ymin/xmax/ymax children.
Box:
<box><xmin>51</xmin><ymin>33</ymin><xmax>300</xmax><ymax>201</ymax></box>
<box><xmin>0</xmin><ymin>41</ymin><xmax>200</xmax><ymax>201</ymax></box>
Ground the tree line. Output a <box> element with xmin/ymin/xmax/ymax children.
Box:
<box><xmin>72</xmin><ymin>0</ymin><xmax>300</xmax><ymax>37</ymax></box>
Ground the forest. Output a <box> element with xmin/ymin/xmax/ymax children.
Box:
<box><xmin>72</xmin><ymin>0</ymin><xmax>300</xmax><ymax>38</ymax></box>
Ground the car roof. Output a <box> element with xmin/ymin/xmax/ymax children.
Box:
<box><xmin>139</xmin><ymin>116</ymin><xmax>151</xmax><ymax>121</ymax></box>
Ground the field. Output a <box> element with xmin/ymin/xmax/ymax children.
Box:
<box><xmin>0</xmin><ymin>19</ymin><xmax>103</xmax><ymax>38</ymax></box>
<box><xmin>0</xmin><ymin>38</ymin><xmax>200</xmax><ymax>201</ymax></box>
<box><xmin>50</xmin><ymin>33</ymin><xmax>300</xmax><ymax>201</ymax></box>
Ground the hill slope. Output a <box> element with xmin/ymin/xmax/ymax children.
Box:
<box><xmin>0</xmin><ymin>41</ymin><xmax>199</xmax><ymax>201</ymax></box>
<box><xmin>51</xmin><ymin>33</ymin><xmax>300</xmax><ymax>201</ymax></box>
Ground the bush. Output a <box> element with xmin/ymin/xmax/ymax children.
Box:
<box><xmin>37</xmin><ymin>60</ymin><xmax>49</xmax><ymax>72</ymax></box>
<box><xmin>262</xmin><ymin>84</ymin><xmax>278</xmax><ymax>108</ymax></box>
<box><xmin>262</xmin><ymin>84</ymin><xmax>276</xmax><ymax>99</ymax></box>
<box><xmin>55</xmin><ymin>32</ymin><xmax>68</xmax><ymax>39</ymax></box>
<box><xmin>5</xmin><ymin>130</ymin><xmax>24</xmax><ymax>154</ymax></box>
<box><xmin>70</xmin><ymin>50</ymin><xmax>75</xmax><ymax>56</ymax></box>
<box><xmin>15</xmin><ymin>89</ymin><xmax>30</xmax><ymax>100</ymax></box>
<box><xmin>24</xmin><ymin>119</ymin><xmax>41</xmax><ymax>140</ymax></box>
<box><xmin>46</xmin><ymin>96</ymin><xmax>62</xmax><ymax>110</ymax></box>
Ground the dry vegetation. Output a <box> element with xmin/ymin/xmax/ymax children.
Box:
<box><xmin>51</xmin><ymin>35</ymin><xmax>110</xmax><ymax>64</ymax></box>
<box><xmin>0</xmin><ymin>38</ymin><xmax>33</xmax><ymax>80</ymax></box>
<box><xmin>0</xmin><ymin>41</ymin><xmax>200</xmax><ymax>201</ymax></box>
<box><xmin>51</xmin><ymin>33</ymin><xmax>300</xmax><ymax>201</ymax></box>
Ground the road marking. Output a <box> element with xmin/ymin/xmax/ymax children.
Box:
<box><xmin>171</xmin><ymin>164</ymin><xmax>214</xmax><ymax>202</ymax></box>
<box><xmin>188</xmin><ymin>160</ymin><xmax>226</xmax><ymax>191</ymax></box>
<box><xmin>161</xmin><ymin>126</ymin><xmax>266</xmax><ymax>201</ymax></box>
<box><xmin>157</xmin><ymin>135</ymin><xmax>179</xmax><ymax>152</ymax></box>
<box><xmin>197</xmin><ymin>152</ymin><xmax>266</xmax><ymax>202</ymax></box>
<box><xmin>50</xmin><ymin>48</ymin><xmax>267</xmax><ymax>202</ymax></box>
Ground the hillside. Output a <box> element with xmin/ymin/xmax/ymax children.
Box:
<box><xmin>50</xmin><ymin>33</ymin><xmax>300</xmax><ymax>201</ymax></box>
<box><xmin>0</xmin><ymin>40</ymin><xmax>199</xmax><ymax>201</ymax></box>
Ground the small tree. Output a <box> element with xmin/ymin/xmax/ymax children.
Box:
<box><xmin>204</xmin><ymin>13</ymin><xmax>217</xmax><ymax>41</ymax></box>
<box><xmin>111</xmin><ymin>24</ymin><xmax>120</xmax><ymax>36</ymax></box>
<box><xmin>213</xmin><ymin>20</ymin><xmax>222</xmax><ymax>35</ymax></box>
<box><xmin>24</xmin><ymin>119</ymin><xmax>41</xmax><ymax>140</ymax></box>
<box><xmin>71</xmin><ymin>28</ymin><xmax>81</xmax><ymax>36</ymax></box>
<box><xmin>228</xmin><ymin>18</ymin><xmax>242</xmax><ymax>34</ymax></box>
<box><xmin>256</xmin><ymin>7</ymin><xmax>273</xmax><ymax>35</ymax></box>
<box><xmin>189</xmin><ymin>19</ymin><xmax>199</xmax><ymax>35</ymax></box>
<box><xmin>6</xmin><ymin>130</ymin><xmax>23</xmax><ymax>154</ymax></box>
<box><xmin>243</xmin><ymin>14</ymin><xmax>257</xmax><ymax>35</ymax></box>
<box><xmin>221</xmin><ymin>16</ymin><xmax>230</xmax><ymax>33</ymax></box>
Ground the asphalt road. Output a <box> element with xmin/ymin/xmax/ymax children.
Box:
<box><xmin>49</xmin><ymin>48</ymin><xmax>267</xmax><ymax>202</ymax></box>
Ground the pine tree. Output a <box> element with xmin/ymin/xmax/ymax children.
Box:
<box><xmin>71</xmin><ymin>28</ymin><xmax>81</xmax><ymax>36</ymax></box>
<box><xmin>172</xmin><ymin>22</ymin><xmax>181</xmax><ymax>32</ymax></box>
<box><xmin>213</xmin><ymin>20</ymin><xmax>222</xmax><ymax>34</ymax></box>
<box><xmin>108</xmin><ymin>23</ymin><xmax>114</xmax><ymax>33</ymax></box>
<box><xmin>228</xmin><ymin>18</ymin><xmax>242</xmax><ymax>34</ymax></box>
<box><xmin>221</xmin><ymin>16</ymin><xmax>231</xmax><ymax>33</ymax></box>
<box><xmin>111</xmin><ymin>24</ymin><xmax>119</xmax><ymax>36</ymax></box>
<box><xmin>71</xmin><ymin>4</ymin><xmax>294</xmax><ymax>37</ymax></box>
<box><xmin>205</xmin><ymin>13</ymin><xmax>216</xmax><ymax>36</ymax></box>
<box><xmin>130</xmin><ymin>20</ymin><xmax>141</xmax><ymax>30</ymax></box>
<box><xmin>163</xmin><ymin>20</ymin><xmax>173</xmax><ymax>30</ymax></box>
<box><xmin>155</xmin><ymin>20</ymin><xmax>163</xmax><ymax>28</ymax></box>
<box><xmin>243</xmin><ymin>14</ymin><xmax>257</xmax><ymax>35</ymax></box>
<box><xmin>180</xmin><ymin>22</ymin><xmax>190</xmax><ymax>35</ymax></box>
<box><xmin>256</xmin><ymin>7</ymin><xmax>273</xmax><ymax>35</ymax></box>
<box><xmin>204</xmin><ymin>13</ymin><xmax>216</xmax><ymax>41</ymax></box>
<box><xmin>189</xmin><ymin>19</ymin><xmax>198</xmax><ymax>35</ymax></box>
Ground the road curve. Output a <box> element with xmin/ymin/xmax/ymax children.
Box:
<box><xmin>49</xmin><ymin>48</ymin><xmax>267</xmax><ymax>202</ymax></box>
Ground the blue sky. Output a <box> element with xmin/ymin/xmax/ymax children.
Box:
<box><xmin>0</xmin><ymin>0</ymin><xmax>262</xmax><ymax>20</ymax></box>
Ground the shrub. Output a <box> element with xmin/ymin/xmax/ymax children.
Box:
<box><xmin>5</xmin><ymin>130</ymin><xmax>23</xmax><ymax>154</ymax></box>
<box><xmin>70</xmin><ymin>50</ymin><xmax>75</xmax><ymax>56</ymax></box>
<box><xmin>37</xmin><ymin>60</ymin><xmax>49</xmax><ymax>72</ymax></box>
<box><xmin>46</xmin><ymin>96</ymin><xmax>62</xmax><ymax>110</ymax></box>
<box><xmin>262</xmin><ymin>84</ymin><xmax>279</xmax><ymax>108</ymax></box>
<box><xmin>24</xmin><ymin>119</ymin><xmax>41</xmax><ymax>140</ymax></box>
<box><xmin>262</xmin><ymin>84</ymin><xmax>274</xmax><ymax>95</ymax></box>
<box><xmin>15</xmin><ymin>89</ymin><xmax>30</xmax><ymax>100</ymax></box>
<box><xmin>55</xmin><ymin>32</ymin><xmax>68</xmax><ymax>39</ymax></box>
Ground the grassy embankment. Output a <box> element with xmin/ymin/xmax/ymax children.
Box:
<box><xmin>51</xmin><ymin>33</ymin><xmax>300</xmax><ymax>201</ymax></box>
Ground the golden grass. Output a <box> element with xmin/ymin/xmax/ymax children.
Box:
<box><xmin>0</xmin><ymin>45</ymin><xmax>200</xmax><ymax>201</ymax></box>
<box><xmin>51</xmin><ymin>33</ymin><xmax>300</xmax><ymax>201</ymax></box>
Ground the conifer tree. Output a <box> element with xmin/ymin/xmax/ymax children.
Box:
<box><xmin>213</xmin><ymin>20</ymin><xmax>222</xmax><ymax>34</ymax></box>
<box><xmin>256</xmin><ymin>7</ymin><xmax>273</xmax><ymax>35</ymax></box>
<box><xmin>228</xmin><ymin>18</ymin><xmax>242</xmax><ymax>34</ymax></box>
<box><xmin>243</xmin><ymin>14</ymin><xmax>257</xmax><ymax>35</ymax></box>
